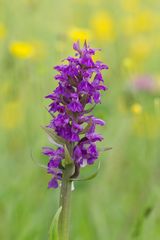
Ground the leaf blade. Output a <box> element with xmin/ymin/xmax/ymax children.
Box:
<box><xmin>71</xmin><ymin>160</ymin><xmax>101</xmax><ymax>182</ymax></box>
<box><xmin>64</xmin><ymin>145</ymin><xmax>72</xmax><ymax>165</ymax></box>
<box><xmin>42</xmin><ymin>126</ymin><xmax>65</xmax><ymax>145</ymax></box>
<box><xmin>49</xmin><ymin>206</ymin><xmax>62</xmax><ymax>240</ymax></box>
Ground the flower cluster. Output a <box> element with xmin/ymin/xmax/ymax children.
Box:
<box><xmin>42</xmin><ymin>41</ymin><xmax>108</xmax><ymax>188</ymax></box>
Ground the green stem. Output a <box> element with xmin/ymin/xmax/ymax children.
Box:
<box><xmin>59</xmin><ymin>164</ymin><xmax>74</xmax><ymax>240</ymax></box>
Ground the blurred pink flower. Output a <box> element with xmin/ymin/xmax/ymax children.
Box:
<box><xmin>130</xmin><ymin>75</ymin><xmax>156</xmax><ymax>93</ymax></box>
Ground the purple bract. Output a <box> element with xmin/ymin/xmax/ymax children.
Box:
<box><xmin>42</xmin><ymin>41</ymin><xmax>108</xmax><ymax>188</ymax></box>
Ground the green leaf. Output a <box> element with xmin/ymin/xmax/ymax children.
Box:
<box><xmin>64</xmin><ymin>145</ymin><xmax>72</xmax><ymax>165</ymax></box>
<box><xmin>83</xmin><ymin>104</ymin><xmax>96</xmax><ymax>114</ymax></box>
<box><xmin>30</xmin><ymin>149</ymin><xmax>47</xmax><ymax>170</ymax></box>
<box><xmin>44</xmin><ymin>106</ymin><xmax>55</xmax><ymax>118</ymax></box>
<box><xmin>42</xmin><ymin>126</ymin><xmax>65</xmax><ymax>145</ymax></box>
<box><xmin>98</xmin><ymin>146</ymin><xmax>112</xmax><ymax>152</ymax></box>
<box><xmin>49</xmin><ymin>206</ymin><xmax>62</xmax><ymax>240</ymax></box>
<box><xmin>71</xmin><ymin>160</ymin><xmax>101</xmax><ymax>182</ymax></box>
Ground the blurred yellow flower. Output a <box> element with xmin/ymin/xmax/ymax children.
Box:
<box><xmin>133</xmin><ymin>112</ymin><xmax>160</xmax><ymax>139</ymax></box>
<box><xmin>68</xmin><ymin>27</ymin><xmax>91</xmax><ymax>42</ymax></box>
<box><xmin>1</xmin><ymin>100</ymin><xmax>23</xmax><ymax>129</ymax></box>
<box><xmin>123</xmin><ymin>16</ymin><xmax>137</xmax><ymax>36</ymax></box>
<box><xmin>90</xmin><ymin>12</ymin><xmax>115</xmax><ymax>41</ymax></box>
<box><xmin>135</xmin><ymin>10</ymin><xmax>155</xmax><ymax>33</ymax></box>
<box><xmin>122</xmin><ymin>57</ymin><xmax>135</xmax><ymax>71</ymax></box>
<box><xmin>121</xmin><ymin>0</ymin><xmax>140</xmax><ymax>12</ymax></box>
<box><xmin>92</xmin><ymin>49</ymin><xmax>104</xmax><ymax>62</ymax></box>
<box><xmin>9</xmin><ymin>41</ymin><xmax>36</xmax><ymax>59</ymax></box>
<box><xmin>123</xmin><ymin>10</ymin><xmax>155</xmax><ymax>36</ymax></box>
<box><xmin>130</xmin><ymin>38</ymin><xmax>152</xmax><ymax>60</ymax></box>
<box><xmin>0</xmin><ymin>23</ymin><xmax>6</xmax><ymax>39</ymax></box>
<box><xmin>131</xmin><ymin>103</ymin><xmax>142</xmax><ymax>115</ymax></box>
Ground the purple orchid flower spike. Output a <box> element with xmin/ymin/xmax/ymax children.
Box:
<box><xmin>42</xmin><ymin>41</ymin><xmax>109</xmax><ymax>189</ymax></box>
<box><xmin>42</xmin><ymin>41</ymin><xmax>109</xmax><ymax>240</ymax></box>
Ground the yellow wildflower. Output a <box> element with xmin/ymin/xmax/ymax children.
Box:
<box><xmin>122</xmin><ymin>57</ymin><xmax>135</xmax><ymax>71</ymax></box>
<box><xmin>68</xmin><ymin>27</ymin><xmax>91</xmax><ymax>42</ymax></box>
<box><xmin>1</xmin><ymin>100</ymin><xmax>23</xmax><ymax>129</ymax></box>
<box><xmin>123</xmin><ymin>10</ymin><xmax>155</xmax><ymax>36</ymax></box>
<box><xmin>0</xmin><ymin>23</ymin><xmax>6</xmax><ymax>39</ymax></box>
<box><xmin>135</xmin><ymin>10</ymin><xmax>155</xmax><ymax>33</ymax></box>
<box><xmin>131</xmin><ymin>103</ymin><xmax>142</xmax><ymax>115</ymax></box>
<box><xmin>9</xmin><ymin>41</ymin><xmax>36</xmax><ymax>59</ymax></box>
<box><xmin>121</xmin><ymin>0</ymin><xmax>140</xmax><ymax>12</ymax></box>
<box><xmin>90</xmin><ymin>12</ymin><xmax>115</xmax><ymax>41</ymax></box>
<box><xmin>130</xmin><ymin>38</ymin><xmax>152</xmax><ymax>60</ymax></box>
<box><xmin>92</xmin><ymin>50</ymin><xmax>103</xmax><ymax>62</ymax></box>
<box><xmin>133</xmin><ymin>112</ymin><xmax>160</xmax><ymax>139</ymax></box>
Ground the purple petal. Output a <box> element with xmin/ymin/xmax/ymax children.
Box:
<box><xmin>42</xmin><ymin>147</ymin><xmax>55</xmax><ymax>156</ymax></box>
<box><xmin>68</xmin><ymin>101</ymin><xmax>83</xmax><ymax>112</ymax></box>
<box><xmin>92</xmin><ymin>117</ymin><xmax>106</xmax><ymax>126</ymax></box>
<box><xmin>86</xmin><ymin>133</ymin><xmax>103</xmax><ymax>142</ymax></box>
<box><xmin>93</xmin><ymin>91</ymin><xmax>101</xmax><ymax>103</ymax></box>
<box><xmin>73</xmin><ymin>145</ymin><xmax>82</xmax><ymax>161</ymax></box>
<box><xmin>70</xmin><ymin>132</ymin><xmax>80</xmax><ymax>142</ymax></box>
<box><xmin>48</xmin><ymin>178</ymin><xmax>59</xmax><ymax>188</ymax></box>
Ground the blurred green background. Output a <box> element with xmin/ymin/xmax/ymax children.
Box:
<box><xmin>0</xmin><ymin>0</ymin><xmax>160</xmax><ymax>239</ymax></box>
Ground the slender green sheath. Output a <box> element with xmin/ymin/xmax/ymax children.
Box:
<box><xmin>59</xmin><ymin>164</ymin><xmax>74</xmax><ymax>240</ymax></box>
